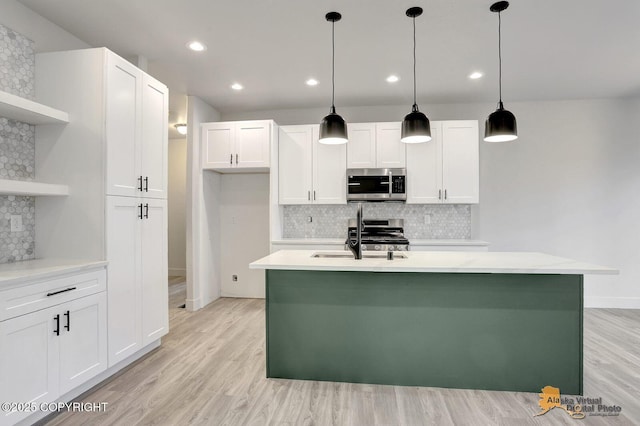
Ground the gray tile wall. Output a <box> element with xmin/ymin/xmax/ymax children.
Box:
<box><xmin>283</xmin><ymin>204</ymin><xmax>471</xmax><ymax>240</ymax></box>
<box><xmin>0</xmin><ymin>24</ymin><xmax>36</xmax><ymax>263</ymax></box>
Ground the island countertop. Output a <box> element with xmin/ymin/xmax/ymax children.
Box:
<box><xmin>250</xmin><ymin>250</ymin><xmax>617</xmax><ymax>275</ymax></box>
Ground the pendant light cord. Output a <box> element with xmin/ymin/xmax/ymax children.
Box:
<box><xmin>331</xmin><ymin>20</ymin><xmax>336</xmax><ymax>113</ymax></box>
<box><xmin>498</xmin><ymin>11</ymin><xmax>503</xmax><ymax>108</ymax></box>
<box><xmin>412</xmin><ymin>15</ymin><xmax>417</xmax><ymax>110</ymax></box>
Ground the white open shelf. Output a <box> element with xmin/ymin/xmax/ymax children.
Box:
<box><xmin>0</xmin><ymin>179</ymin><xmax>69</xmax><ymax>196</ymax></box>
<box><xmin>0</xmin><ymin>90</ymin><xmax>69</xmax><ymax>125</ymax></box>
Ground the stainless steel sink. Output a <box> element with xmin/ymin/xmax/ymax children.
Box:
<box><xmin>311</xmin><ymin>252</ymin><xmax>407</xmax><ymax>259</ymax></box>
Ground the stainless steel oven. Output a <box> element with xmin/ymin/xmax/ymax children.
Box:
<box><xmin>346</xmin><ymin>168</ymin><xmax>406</xmax><ymax>202</ymax></box>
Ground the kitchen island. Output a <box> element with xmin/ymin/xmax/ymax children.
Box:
<box><xmin>250</xmin><ymin>250</ymin><xmax>616</xmax><ymax>394</ymax></box>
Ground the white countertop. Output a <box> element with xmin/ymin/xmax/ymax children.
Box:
<box><xmin>0</xmin><ymin>258</ymin><xmax>107</xmax><ymax>289</ymax></box>
<box><xmin>271</xmin><ymin>239</ymin><xmax>489</xmax><ymax>246</ymax></box>
<box><xmin>250</xmin><ymin>250</ymin><xmax>617</xmax><ymax>275</ymax></box>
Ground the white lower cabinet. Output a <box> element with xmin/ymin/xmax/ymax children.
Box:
<box><xmin>107</xmin><ymin>196</ymin><xmax>168</xmax><ymax>367</ymax></box>
<box><xmin>0</xmin><ymin>289</ymin><xmax>106</xmax><ymax>426</ymax></box>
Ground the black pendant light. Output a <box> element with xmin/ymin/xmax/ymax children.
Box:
<box><xmin>319</xmin><ymin>12</ymin><xmax>348</xmax><ymax>145</ymax></box>
<box><xmin>401</xmin><ymin>7</ymin><xmax>431</xmax><ymax>144</ymax></box>
<box><xmin>484</xmin><ymin>1</ymin><xmax>518</xmax><ymax>142</ymax></box>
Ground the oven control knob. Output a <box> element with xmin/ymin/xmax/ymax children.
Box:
<box><xmin>375</xmin><ymin>245</ymin><xmax>381</xmax><ymax>251</ymax></box>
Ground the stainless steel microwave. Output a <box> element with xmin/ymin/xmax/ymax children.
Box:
<box><xmin>346</xmin><ymin>168</ymin><xmax>407</xmax><ymax>202</ymax></box>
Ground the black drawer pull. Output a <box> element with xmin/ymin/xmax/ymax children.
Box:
<box><xmin>54</xmin><ymin>314</ymin><xmax>60</xmax><ymax>336</ymax></box>
<box><xmin>46</xmin><ymin>287</ymin><xmax>77</xmax><ymax>297</ymax></box>
<box><xmin>64</xmin><ymin>310</ymin><xmax>70</xmax><ymax>331</ymax></box>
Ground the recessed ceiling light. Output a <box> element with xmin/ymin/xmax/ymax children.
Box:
<box><xmin>386</xmin><ymin>75</ymin><xmax>400</xmax><ymax>83</ymax></box>
<box><xmin>469</xmin><ymin>71</ymin><xmax>483</xmax><ymax>79</ymax></box>
<box><xmin>231</xmin><ymin>83</ymin><xmax>244</xmax><ymax>91</ymax></box>
<box><xmin>306</xmin><ymin>78</ymin><xmax>319</xmax><ymax>86</ymax></box>
<box><xmin>187</xmin><ymin>41</ymin><xmax>207</xmax><ymax>52</ymax></box>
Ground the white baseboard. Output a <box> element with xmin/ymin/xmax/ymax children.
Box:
<box><xmin>584</xmin><ymin>296</ymin><xmax>640</xmax><ymax>309</ymax></box>
<box><xmin>168</xmin><ymin>267</ymin><xmax>186</xmax><ymax>276</ymax></box>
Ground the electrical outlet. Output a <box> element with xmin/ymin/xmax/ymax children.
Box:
<box><xmin>307</xmin><ymin>216</ymin><xmax>313</xmax><ymax>223</ymax></box>
<box><xmin>10</xmin><ymin>215</ymin><xmax>23</xmax><ymax>232</ymax></box>
<box><xmin>232</xmin><ymin>275</ymin><xmax>238</xmax><ymax>282</ymax></box>
<box><xmin>424</xmin><ymin>214</ymin><xmax>431</xmax><ymax>225</ymax></box>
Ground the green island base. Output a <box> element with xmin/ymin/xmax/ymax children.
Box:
<box><xmin>265</xmin><ymin>270</ymin><xmax>583</xmax><ymax>395</ymax></box>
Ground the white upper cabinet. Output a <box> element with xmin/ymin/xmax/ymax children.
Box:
<box><xmin>105</xmin><ymin>52</ymin><xmax>168</xmax><ymax>198</ymax></box>
<box><xmin>202</xmin><ymin>120</ymin><xmax>273</xmax><ymax>171</ymax></box>
<box><xmin>279</xmin><ymin>125</ymin><xmax>346</xmax><ymax>205</ymax></box>
<box><xmin>313</xmin><ymin>126</ymin><xmax>347</xmax><ymax>204</ymax></box>
<box><xmin>141</xmin><ymin>74</ymin><xmax>169</xmax><ymax>199</ymax></box>
<box><xmin>406</xmin><ymin>124</ymin><xmax>442</xmax><ymax>204</ymax></box>
<box><xmin>375</xmin><ymin>122</ymin><xmax>406</xmax><ymax>168</ymax></box>
<box><xmin>105</xmin><ymin>54</ymin><xmax>140</xmax><ymax>198</ymax></box>
<box><xmin>347</xmin><ymin>123</ymin><xmax>376</xmax><ymax>168</ymax></box>
<box><xmin>347</xmin><ymin>122</ymin><xmax>406</xmax><ymax>168</ymax></box>
<box><xmin>407</xmin><ymin>120</ymin><xmax>479</xmax><ymax>204</ymax></box>
<box><xmin>441</xmin><ymin>121</ymin><xmax>479</xmax><ymax>204</ymax></box>
<box><xmin>279</xmin><ymin>125</ymin><xmax>313</xmax><ymax>204</ymax></box>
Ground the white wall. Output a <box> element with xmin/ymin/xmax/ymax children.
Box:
<box><xmin>0</xmin><ymin>0</ymin><xmax>90</xmax><ymax>52</ymax></box>
<box><xmin>186</xmin><ymin>96</ymin><xmax>220</xmax><ymax>311</ymax></box>
<box><xmin>219</xmin><ymin>174</ymin><xmax>270</xmax><ymax>298</ymax></box>
<box><xmin>168</xmin><ymin>138</ymin><xmax>187</xmax><ymax>276</ymax></box>
<box><xmin>223</xmin><ymin>98</ymin><xmax>640</xmax><ymax>309</ymax></box>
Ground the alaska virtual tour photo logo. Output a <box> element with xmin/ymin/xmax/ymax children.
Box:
<box><xmin>534</xmin><ymin>386</ymin><xmax>623</xmax><ymax>419</ymax></box>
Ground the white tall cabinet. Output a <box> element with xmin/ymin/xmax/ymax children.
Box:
<box><xmin>34</xmin><ymin>48</ymin><xmax>169</xmax><ymax>369</ymax></box>
<box><xmin>279</xmin><ymin>125</ymin><xmax>346</xmax><ymax>205</ymax></box>
<box><xmin>407</xmin><ymin>120</ymin><xmax>479</xmax><ymax>204</ymax></box>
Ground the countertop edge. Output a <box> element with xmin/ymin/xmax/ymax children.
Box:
<box><xmin>0</xmin><ymin>259</ymin><xmax>108</xmax><ymax>290</ymax></box>
<box><xmin>271</xmin><ymin>239</ymin><xmax>490</xmax><ymax>246</ymax></box>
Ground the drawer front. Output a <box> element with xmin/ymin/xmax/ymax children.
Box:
<box><xmin>0</xmin><ymin>269</ymin><xmax>106</xmax><ymax>321</ymax></box>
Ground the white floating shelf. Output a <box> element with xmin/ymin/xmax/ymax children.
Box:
<box><xmin>0</xmin><ymin>179</ymin><xmax>69</xmax><ymax>196</ymax></box>
<box><xmin>0</xmin><ymin>90</ymin><xmax>69</xmax><ymax>125</ymax></box>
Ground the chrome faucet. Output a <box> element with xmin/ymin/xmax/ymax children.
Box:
<box><xmin>347</xmin><ymin>203</ymin><xmax>364</xmax><ymax>259</ymax></box>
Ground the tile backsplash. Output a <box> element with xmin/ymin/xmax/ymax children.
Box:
<box><xmin>0</xmin><ymin>23</ymin><xmax>36</xmax><ymax>263</ymax></box>
<box><xmin>283</xmin><ymin>204</ymin><xmax>471</xmax><ymax>240</ymax></box>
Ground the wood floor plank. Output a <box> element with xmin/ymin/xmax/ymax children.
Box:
<box><xmin>42</xmin><ymin>284</ymin><xmax>640</xmax><ymax>425</ymax></box>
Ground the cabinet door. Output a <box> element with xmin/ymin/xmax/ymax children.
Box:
<box><xmin>0</xmin><ymin>307</ymin><xmax>59</xmax><ymax>426</ymax></box>
<box><xmin>407</xmin><ymin>122</ymin><xmax>442</xmax><ymax>204</ymax></box>
<box><xmin>313</xmin><ymin>125</ymin><xmax>347</xmax><ymax>204</ymax></box>
<box><xmin>235</xmin><ymin>121</ymin><xmax>271</xmax><ymax>168</ymax></box>
<box><xmin>376</xmin><ymin>122</ymin><xmax>406</xmax><ymax>168</ymax></box>
<box><xmin>106</xmin><ymin>196</ymin><xmax>142</xmax><ymax>367</ymax></box>
<box><xmin>58</xmin><ymin>293</ymin><xmax>108</xmax><ymax>395</ymax></box>
<box><xmin>106</xmin><ymin>53</ymin><xmax>142</xmax><ymax>197</ymax></box>
<box><xmin>347</xmin><ymin>123</ymin><xmax>376</xmax><ymax>168</ymax></box>
<box><xmin>202</xmin><ymin>122</ymin><xmax>234</xmax><ymax>169</ymax></box>
<box><xmin>141</xmin><ymin>74</ymin><xmax>168</xmax><ymax>199</ymax></box>
<box><xmin>279</xmin><ymin>125</ymin><xmax>313</xmax><ymax>204</ymax></box>
<box><xmin>141</xmin><ymin>198</ymin><xmax>168</xmax><ymax>346</ymax></box>
<box><xmin>441</xmin><ymin>121</ymin><xmax>479</xmax><ymax>204</ymax></box>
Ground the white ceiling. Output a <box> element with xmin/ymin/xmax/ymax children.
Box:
<box><xmin>17</xmin><ymin>0</ymin><xmax>640</xmax><ymax>120</ymax></box>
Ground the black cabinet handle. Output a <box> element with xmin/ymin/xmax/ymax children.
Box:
<box><xmin>138</xmin><ymin>203</ymin><xmax>143</xmax><ymax>219</ymax></box>
<box><xmin>64</xmin><ymin>310</ymin><xmax>70</xmax><ymax>331</ymax></box>
<box><xmin>313</xmin><ymin>190</ymin><xmax>316</xmax><ymax>201</ymax></box>
<box><xmin>230</xmin><ymin>154</ymin><xmax>233</xmax><ymax>165</ymax></box>
<box><xmin>438</xmin><ymin>189</ymin><xmax>442</xmax><ymax>200</ymax></box>
<box><xmin>144</xmin><ymin>203</ymin><xmax>149</xmax><ymax>219</ymax></box>
<box><xmin>444</xmin><ymin>189</ymin><xmax>448</xmax><ymax>200</ymax></box>
<box><xmin>46</xmin><ymin>287</ymin><xmax>77</xmax><ymax>297</ymax></box>
<box><xmin>137</xmin><ymin>176</ymin><xmax>143</xmax><ymax>191</ymax></box>
<box><xmin>54</xmin><ymin>314</ymin><xmax>60</xmax><ymax>336</ymax></box>
<box><xmin>144</xmin><ymin>176</ymin><xmax>149</xmax><ymax>192</ymax></box>
<box><xmin>235</xmin><ymin>153</ymin><xmax>238</xmax><ymax>165</ymax></box>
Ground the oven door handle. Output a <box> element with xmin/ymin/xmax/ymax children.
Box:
<box><xmin>347</xmin><ymin>182</ymin><xmax>361</xmax><ymax>186</ymax></box>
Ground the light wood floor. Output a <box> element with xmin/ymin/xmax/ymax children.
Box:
<box><xmin>43</xmin><ymin>281</ymin><xmax>639</xmax><ymax>425</ymax></box>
